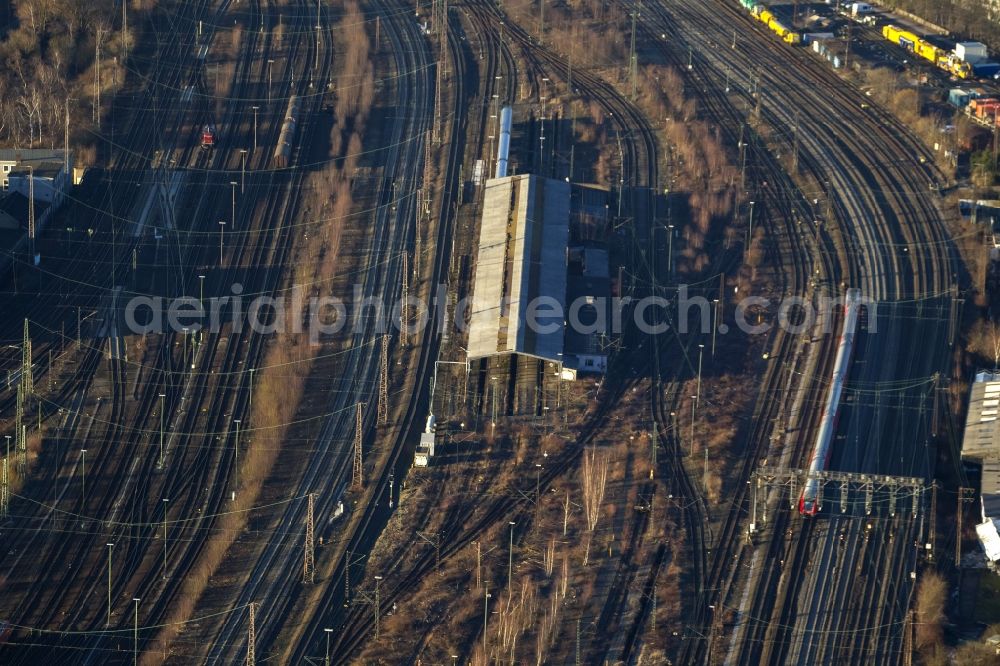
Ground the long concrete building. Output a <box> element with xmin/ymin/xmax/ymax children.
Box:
<box><xmin>963</xmin><ymin>370</ymin><xmax>1000</xmax><ymax>566</ymax></box>
<box><xmin>466</xmin><ymin>173</ymin><xmax>610</xmax><ymax>378</ymax></box>
<box><xmin>468</xmin><ymin>174</ymin><xmax>570</xmax><ymax>363</ymax></box>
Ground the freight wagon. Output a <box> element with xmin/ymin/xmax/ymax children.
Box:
<box><xmin>883</xmin><ymin>24</ymin><xmax>974</xmax><ymax>79</ymax></box>
<box><xmin>768</xmin><ymin>17</ymin><xmax>802</xmax><ymax>44</ymax></box>
<box><xmin>882</xmin><ymin>24</ymin><xmax>919</xmax><ymax>52</ymax></box>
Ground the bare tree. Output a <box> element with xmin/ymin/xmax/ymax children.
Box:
<box><xmin>581</xmin><ymin>447</ymin><xmax>608</xmax><ymax>565</ymax></box>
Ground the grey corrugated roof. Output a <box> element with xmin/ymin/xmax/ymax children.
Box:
<box><xmin>962</xmin><ymin>371</ymin><xmax>1000</xmax><ymax>463</ymax></box>
<box><xmin>0</xmin><ymin>149</ymin><xmax>66</xmax><ymax>164</ymax></box>
<box><xmin>467</xmin><ymin>175</ymin><xmax>569</xmax><ymax>363</ymax></box>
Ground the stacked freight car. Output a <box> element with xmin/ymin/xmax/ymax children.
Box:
<box><xmin>970</xmin><ymin>97</ymin><xmax>1000</xmax><ymax>126</ymax></box>
<box><xmin>947</xmin><ymin>89</ymin><xmax>1000</xmax><ymax>129</ymax></box>
<box><xmin>272</xmin><ymin>95</ymin><xmax>301</xmax><ymax>168</ymax></box>
<box><xmin>738</xmin><ymin>0</ymin><xmax>802</xmax><ymax>45</ymax></box>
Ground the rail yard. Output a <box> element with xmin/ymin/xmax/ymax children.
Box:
<box><xmin>0</xmin><ymin>0</ymin><xmax>997</xmax><ymax>663</ymax></box>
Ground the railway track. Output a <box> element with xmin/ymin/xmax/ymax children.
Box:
<box><xmin>0</xmin><ymin>0</ymin><xmax>230</xmax><ymax>649</ymax></box>
<box><xmin>309</xmin><ymin>0</ymin><xmax>667</xmax><ymax>661</ymax></box>
<box><xmin>0</xmin><ymin>0</ymin><xmax>330</xmax><ymax>660</ymax></box>
<box><xmin>206</xmin><ymin>0</ymin><xmax>443</xmax><ymax>660</ymax></box>
<box><xmin>639</xmin><ymin>1</ymin><xmax>955</xmax><ymax>664</ymax></box>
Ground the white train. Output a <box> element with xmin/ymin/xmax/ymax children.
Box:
<box><xmin>799</xmin><ymin>288</ymin><xmax>863</xmax><ymax>515</ymax></box>
<box><xmin>495</xmin><ymin>106</ymin><xmax>512</xmax><ymax>178</ymax></box>
<box><xmin>272</xmin><ymin>96</ymin><xmax>300</xmax><ymax>168</ymax></box>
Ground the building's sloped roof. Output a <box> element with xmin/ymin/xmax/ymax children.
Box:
<box><xmin>0</xmin><ymin>149</ymin><xmax>66</xmax><ymax>164</ymax></box>
<box><xmin>467</xmin><ymin>175</ymin><xmax>569</xmax><ymax>363</ymax></box>
<box><xmin>962</xmin><ymin>371</ymin><xmax>1000</xmax><ymax>462</ymax></box>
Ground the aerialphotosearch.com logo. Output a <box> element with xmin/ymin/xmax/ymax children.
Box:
<box><xmin>122</xmin><ymin>284</ymin><xmax>876</xmax><ymax>342</ymax></box>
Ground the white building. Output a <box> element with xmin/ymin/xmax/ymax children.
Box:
<box><xmin>963</xmin><ymin>372</ymin><xmax>1000</xmax><ymax>566</ymax></box>
<box><xmin>0</xmin><ymin>150</ymin><xmax>71</xmax><ymax>241</ymax></box>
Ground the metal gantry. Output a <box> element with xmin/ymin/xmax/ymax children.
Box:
<box><xmin>304</xmin><ymin>493</ymin><xmax>315</xmax><ymax>584</ymax></box>
<box><xmin>353</xmin><ymin>403</ymin><xmax>365</xmax><ymax>488</ymax></box>
<box><xmin>378</xmin><ymin>334</ymin><xmax>389</xmax><ymax>425</ymax></box>
<box><xmin>246</xmin><ymin>602</ymin><xmax>258</xmax><ymax>666</ymax></box>
<box><xmin>750</xmin><ymin>466</ymin><xmax>927</xmax><ymax>531</ymax></box>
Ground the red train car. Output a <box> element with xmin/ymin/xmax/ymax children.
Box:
<box><xmin>201</xmin><ymin>124</ymin><xmax>217</xmax><ymax>148</ymax></box>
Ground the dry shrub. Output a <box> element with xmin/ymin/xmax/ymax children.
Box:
<box><xmin>948</xmin><ymin>623</ymin><xmax>1000</xmax><ymax>664</ymax></box>
<box><xmin>967</xmin><ymin>318</ymin><xmax>1000</xmax><ymax>368</ymax></box>
<box><xmin>915</xmin><ymin>570</ymin><xmax>946</xmax><ymax>650</ymax></box>
<box><xmin>230</xmin><ymin>24</ymin><xmax>243</xmax><ymax>58</ymax></box>
<box><xmin>3</xmin><ymin>430</ymin><xmax>44</xmax><ymax>494</ymax></box>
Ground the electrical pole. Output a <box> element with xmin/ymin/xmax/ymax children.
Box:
<box><xmin>133</xmin><ymin>597</ymin><xmax>140</xmax><ymax>666</ymax></box>
<box><xmin>629</xmin><ymin>3</ymin><xmax>638</xmax><ymax>100</ymax></box>
<box><xmin>508</xmin><ymin>521</ymin><xmax>516</xmax><ymax>590</ymax></box>
<box><xmin>696</xmin><ymin>344</ymin><xmax>704</xmax><ymax>405</ymax></box>
<box><xmin>792</xmin><ymin>112</ymin><xmax>800</xmax><ymax>172</ymax></box>
<box><xmin>704</xmin><ymin>447</ymin><xmax>709</xmax><ymax>493</ymax></box>
<box><xmin>483</xmin><ymin>583</ymin><xmax>491</xmax><ymax>655</ymax></box>
<box><xmin>304</xmin><ymin>493</ymin><xmax>315</xmax><ymax>583</ymax></box>
<box><xmin>957</xmin><ymin>487</ymin><xmax>971</xmax><ymax>567</ymax></box>
<box><xmin>17</xmin><ymin>319</ymin><xmax>32</xmax><ymax>474</ymax></box>
<box><xmin>928</xmin><ymin>481</ymin><xmax>937</xmax><ymax>561</ymax></box>
<box><xmin>64</xmin><ymin>99</ymin><xmax>71</xmax><ymax>178</ymax></box>
<box><xmin>344</xmin><ymin>549</ymin><xmax>352</xmax><ymax>602</ymax></box>
<box><xmin>433</xmin><ymin>67</ymin><xmax>443</xmax><ymax>145</ymax></box>
<box><xmin>94</xmin><ymin>28</ymin><xmax>101</xmax><ymax>125</ymax></box>
<box><xmin>1</xmin><ymin>451</ymin><xmax>7</xmax><ymax>518</ymax></box>
<box><xmin>231</xmin><ymin>181</ymin><xmax>238</xmax><ymax>226</ymax></box>
<box><xmin>353</xmin><ymin>403</ymin><xmax>364</xmax><ymax>487</ymax></box>
<box><xmin>158</xmin><ymin>393</ymin><xmax>166</xmax><ymax>468</ymax></box>
<box><xmin>378</xmin><ymin>334</ymin><xmax>389</xmax><ymax>425</ymax></box>
<box><xmin>712</xmin><ymin>299</ymin><xmax>720</xmax><ymax>356</ymax></box>
<box><xmin>374</xmin><ymin>576</ymin><xmax>383</xmax><ymax>639</ymax></box>
<box><xmin>539</xmin><ymin>0</ymin><xmax>544</xmax><ymax>43</ymax></box>
<box><xmin>81</xmin><ymin>449</ymin><xmax>87</xmax><ymax>509</ymax></box>
<box><xmin>575</xmin><ymin>617</ymin><xmax>581</xmax><ymax>665</ymax></box>
<box><xmin>246</xmin><ymin>602</ymin><xmax>257</xmax><ymax>666</ymax></box>
<box><xmin>690</xmin><ymin>395</ymin><xmax>696</xmax><ymax>457</ymax></box>
<box><xmin>252</xmin><ymin>106</ymin><xmax>259</xmax><ymax>153</ymax></box>
<box><xmin>106</xmin><ymin>543</ymin><xmax>114</xmax><ymax>626</ymax></box>
<box><xmin>401</xmin><ymin>252</ymin><xmax>410</xmax><ymax>346</ymax></box>
<box><xmin>233</xmin><ymin>419</ymin><xmax>241</xmax><ymax>494</ymax></box>
<box><xmin>28</xmin><ymin>166</ymin><xmax>35</xmax><ymax>262</ymax></box>
<box><xmin>162</xmin><ymin>498</ymin><xmax>169</xmax><ymax>579</ymax></box>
